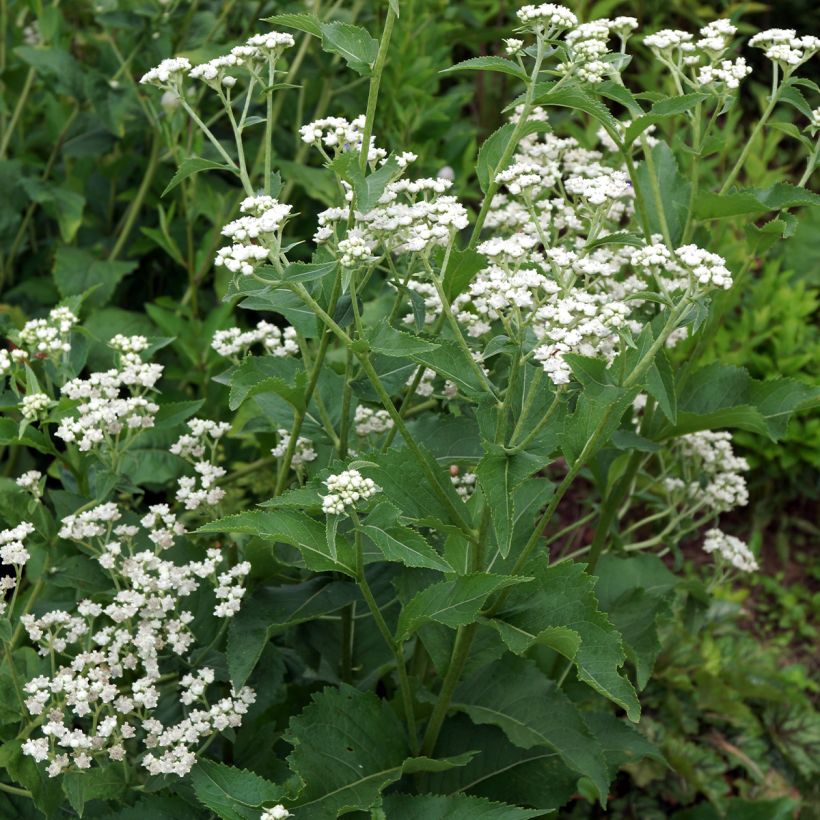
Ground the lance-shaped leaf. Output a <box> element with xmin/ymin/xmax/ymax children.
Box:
<box><xmin>496</xmin><ymin>562</ymin><xmax>640</xmax><ymax>721</ymax></box>
<box><xmin>198</xmin><ymin>510</ymin><xmax>355</xmax><ymax>575</ymax></box>
<box><xmin>440</xmin><ymin>56</ymin><xmax>529</xmax><ymax>82</ymax></box>
<box><xmin>634</xmin><ymin>140</ymin><xmax>691</xmax><ymax>245</ymax></box>
<box><xmin>410</xmin><ymin>338</ymin><xmax>487</xmax><ymax>397</ymax></box>
<box><xmin>664</xmin><ymin>362</ymin><xmax>818</xmax><ymax>441</ymax></box>
<box><xmin>162</xmin><ymin>156</ymin><xmax>232</xmax><ymax>195</ymax></box>
<box><xmin>694</xmin><ymin>182</ymin><xmax>820</xmax><ymax>220</ymax></box>
<box><xmin>190</xmin><ymin>760</ymin><xmax>283</xmax><ymax>820</ymax></box>
<box><xmin>477</xmin><ymin>123</ymin><xmax>515</xmax><ymax>193</ymax></box>
<box><xmin>396</xmin><ymin>574</ymin><xmax>530</xmax><ymax>640</ymax></box>
<box><xmin>285</xmin><ymin>686</ymin><xmax>474</xmax><ymax>816</ymax></box>
<box><xmin>361</xmin><ymin>501</ymin><xmax>453</xmax><ymax>572</ymax></box>
<box><xmin>227</xmin><ymin>579</ymin><xmax>359</xmax><ymax>688</ymax></box>
<box><xmin>451</xmin><ymin>656</ymin><xmax>610</xmax><ymax>805</ymax></box>
<box><xmin>367</xmin><ymin>318</ymin><xmax>439</xmax><ymax>357</ymax></box>
<box><xmin>622</xmin><ymin>93</ymin><xmax>710</xmax><ymax>146</ymax></box>
<box><xmin>380</xmin><ymin>793</ymin><xmax>544</xmax><ymax>819</ymax></box>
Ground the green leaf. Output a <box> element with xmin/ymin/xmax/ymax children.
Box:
<box><xmin>476</xmin><ymin>453</ymin><xmax>515</xmax><ymax>558</ymax></box>
<box><xmin>396</xmin><ymin>574</ymin><xmax>530</xmax><ymax>640</ymax></box>
<box><xmin>190</xmin><ymin>760</ymin><xmax>282</xmax><ymax>820</ymax></box>
<box><xmin>532</xmin><ymin>81</ymin><xmax>620</xmax><ymax>137</ymax></box>
<box><xmin>162</xmin><ymin>156</ymin><xmax>232</xmax><ymax>195</ymax></box>
<box><xmin>666</xmin><ymin>362</ymin><xmax>818</xmax><ymax>441</ymax></box>
<box><xmin>380</xmin><ymin>793</ymin><xmax>544</xmax><ymax>818</ymax></box>
<box><xmin>634</xmin><ymin>140</ymin><xmax>690</xmax><ymax>245</ymax></box>
<box><xmin>228</xmin><ymin>356</ymin><xmax>307</xmax><ymax>411</ymax></box>
<box><xmin>355</xmin><ymin>156</ymin><xmax>399</xmax><ymax>212</ymax></box>
<box><xmin>646</xmin><ymin>348</ymin><xmax>677</xmax><ymax>424</ymax></box>
<box><xmin>497</xmin><ymin>562</ymin><xmax>640</xmax><ymax>721</ymax></box>
<box><xmin>442</xmin><ymin>248</ymin><xmax>487</xmax><ymax>301</ymax></box>
<box><xmin>53</xmin><ymin>247</ymin><xmax>137</xmax><ymax>309</ymax></box>
<box><xmin>362</xmin><ymin>502</ymin><xmax>453</xmax><ymax>572</ymax></box>
<box><xmin>694</xmin><ymin>182</ymin><xmax>820</xmax><ymax>220</ymax></box>
<box><xmin>367</xmin><ymin>318</ymin><xmax>439</xmax><ymax>357</ymax></box>
<box><xmin>63</xmin><ymin>766</ymin><xmax>126</xmax><ymax>816</ymax></box>
<box><xmin>227</xmin><ymin>579</ymin><xmax>358</xmax><ymax>688</ymax></box>
<box><xmin>19</xmin><ymin>178</ymin><xmax>85</xmax><ymax>242</ymax></box>
<box><xmin>490</xmin><ymin>621</ymin><xmax>581</xmax><ymax>659</ymax></box>
<box><xmin>440</xmin><ymin>56</ymin><xmax>529</xmax><ymax>82</ymax></box>
<box><xmin>410</xmin><ymin>338</ymin><xmax>486</xmax><ymax>397</ymax></box>
<box><xmin>263</xmin><ymin>12</ymin><xmax>322</xmax><ymax>37</ymax></box>
<box><xmin>319</xmin><ymin>21</ymin><xmax>379</xmax><ymax>76</ymax></box>
<box><xmin>583</xmin><ymin>711</ymin><xmax>664</xmax><ymax>776</ymax></box>
<box><xmin>198</xmin><ymin>510</ymin><xmax>355</xmax><ymax>575</ymax></box>
<box><xmin>285</xmin><ymin>686</ymin><xmax>468</xmax><ymax>816</ymax></box>
<box><xmin>282</xmin><ymin>260</ymin><xmax>338</xmax><ymax>283</ymax></box>
<box><xmin>584</xmin><ymin>231</ymin><xmax>644</xmax><ymax>252</ymax></box>
<box><xmin>477</xmin><ymin>123</ymin><xmax>516</xmax><ymax>193</ymax></box>
<box><xmin>623</xmin><ymin>93</ymin><xmax>709</xmax><ymax>146</ymax></box>
<box><xmin>452</xmin><ymin>656</ymin><xmax>610</xmax><ymax>804</ymax></box>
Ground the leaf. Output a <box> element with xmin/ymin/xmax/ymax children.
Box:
<box><xmin>319</xmin><ymin>21</ymin><xmax>379</xmax><ymax>76</ymax></box>
<box><xmin>227</xmin><ymin>580</ymin><xmax>358</xmax><ymax>689</ymax></box>
<box><xmin>623</xmin><ymin>93</ymin><xmax>709</xmax><ymax>146</ymax></box>
<box><xmin>19</xmin><ymin>178</ymin><xmax>85</xmax><ymax>242</ymax></box>
<box><xmin>380</xmin><ymin>793</ymin><xmax>544</xmax><ymax>819</ymax></box>
<box><xmin>228</xmin><ymin>356</ymin><xmax>306</xmax><ymax>411</ymax></box>
<box><xmin>396</xmin><ymin>574</ymin><xmax>530</xmax><ymax>640</ymax></box>
<box><xmin>53</xmin><ymin>247</ymin><xmax>137</xmax><ymax>309</ymax></box>
<box><xmin>497</xmin><ymin>562</ymin><xmax>641</xmax><ymax>721</ymax></box>
<box><xmin>410</xmin><ymin>338</ymin><xmax>486</xmax><ymax>397</ymax></box>
<box><xmin>282</xmin><ymin>260</ymin><xmax>338</xmax><ymax>283</ymax></box>
<box><xmin>476</xmin><ymin>453</ymin><xmax>515</xmax><ymax>558</ymax></box>
<box><xmin>162</xmin><ymin>156</ymin><xmax>232</xmax><ymax>195</ymax></box>
<box><xmin>440</xmin><ymin>56</ymin><xmax>529</xmax><ymax>82</ymax></box>
<box><xmin>367</xmin><ymin>318</ymin><xmax>439</xmax><ymax>357</ymax></box>
<box><xmin>262</xmin><ymin>13</ymin><xmax>323</xmax><ymax>37</ymax></box>
<box><xmin>646</xmin><ymin>348</ymin><xmax>677</xmax><ymax>424</ymax></box>
<box><xmin>362</xmin><ymin>502</ymin><xmax>453</xmax><ymax>572</ymax></box>
<box><xmin>355</xmin><ymin>156</ymin><xmax>399</xmax><ymax>212</ymax></box>
<box><xmin>582</xmin><ymin>711</ymin><xmax>664</xmax><ymax>776</ymax></box>
<box><xmin>285</xmin><ymin>686</ymin><xmax>468</xmax><ymax>816</ymax></box>
<box><xmin>532</xmin><ymin>81</ymin><xmax>621</xmax><ymax>137</ymax></box>
<box><xmin>62</xmin><ymin>766</ymin><xmax>126</xmax><ymax>816</ymax></box>
<box><xmin>477</xmin><ymin>123</ymin><xmax>516</xmax><ymax>193</ymax></box>
<box><xmin>452</xmin><ymin>656</ymin><xmax>610</xmax><ymax>804</ymax></box>
<box><xmin>666</xmin><ymin>362</ymin><xmax>818</xmax><ymax>441</ymax></box>
<box><xmin>198</xmin><ymin>510</ymin><xmax>355</xmax><ymax>575</ymax></box>
<box><xmin>634</xmin><ymin>140</ymin><xmax>690</xmax><ymax>245</ymax></box>
<box><xmin>694</xmin><ymin>182</ymin><xmax>820</xmax><ymax>220</ymax></box>
<box><xmin>190</xmin><ymin>760</ymin><xmax>282</xmax><ymax>820</ymax></box>
<box><xmin>442</xmin><ymin>248</ymin><xmax>487</xmax><ymax>301</ymax></box>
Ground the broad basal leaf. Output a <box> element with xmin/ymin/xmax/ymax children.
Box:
<box><xmin>380</xmin><ymin>793</ymin><xmax>544</xmax><ymax>818</ymax></box>
<box><xmin>190</xmin><ymin>760</ymin><xmax>282</xmax><ymax>820</ymax></box>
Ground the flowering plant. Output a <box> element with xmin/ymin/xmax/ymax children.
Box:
<box><xmin>0</xmin><ymin>2</ymin><xmax>818</xmax><ymax>817</ymax></box>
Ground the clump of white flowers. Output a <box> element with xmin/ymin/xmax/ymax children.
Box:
<box><xmin>172</xmin><ymin>419</ymin><xmax>231</xmax><ymax>512</ymax></box>
<box><xmin>0</xmin><ymin>521</ymin><xmax>34</xmax><ymax>616</ymax></box>
<box><xmin>272</xmin><ymin>429</ymin><xmax>317</xmax><ymax>467</ymax></box>
<box><xmin>300</xmin><ymin>115</ymin><xmax>386</xmax><ymax>165</ymax></box>
<box><xmin>516</xmin><ymin>4</ymin><xmax>578</xmax><ymax>34</ymax></box>
<box><xmin>749</xmin><ymin>29</ymin><xmax>820</xmax><ymax>71</ymax></box>
<box><xmin>212</xmin><ymin>319</ymin><xmax>299</xmax><ymax>360</ymax></box>
<box><xmin>702</xmin><ymin>528</ymin><xmax>759</xmax><ymax>573</ymax></box>
<box><xmin>20</xmin><ymin>392</ymin><xmax>52</xmax><ymax>420</ymax></box>
<box><xmin>21</xmin><ymin>505</ymin><xmax>252</xmax><ymax>778</ymax></box>
<box><xmin>676</xmin><ymin>431</ymin><xmax>750</xmax><ymax>512</ymax></box>
<box><xmin>322</xmin><ymin>469</ymin><xmax>379</xmax><ymax>515</ymax></box>
<box><xmin>261</xmin><ymin>807</ymin><xmax>291</xmax><ymax>820</ymax></box>
<box><xmin>17</xmin><ymin>306</ymin><xmax>78</xmax><ymax>358</ymax></box>
<box><xmin>449</xmin><ymin>466</ymin><xmax>477</xmax><ymax>500</ymax></box>
<box><xmin>354</xmin><ymin>405</ymin><xmax>394</xmax><ymax>436</ymax></box>
<box><xmin>16</xmin><ymin>469</ymin><xmax>43</xmax><ymax>498</ymax></box>
<box><xmin>55</xmin><ymin>337</ymin><xmax>163</xmax><ymax>460</ymax></box>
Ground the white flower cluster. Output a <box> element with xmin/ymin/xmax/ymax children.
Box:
<box><xmin>354</xmin><ymin>405</ymin><xmax>394</xmax><ymax>436</ymax></box>
<box><xmin>449</xmin><ymin>467</ymin><xmax>477</xmax><ymax>500</ymax></box>
<box><xmin>703</xmin><ymin>528</ymin><xmax>759</xmax><ymax>573</ymax></box>
<box><xmin>631</xmin><ymin>241</ymin><xmax>732</xmax><ymax>292</ymax></box>
<box><xmin>16</xmin><ymin>470</ymin><xmax>43</xmax><ymax>498</ymax></box>
<box><xmin>18</xmin><ymin>306</ymin><xmax>78</xmax><ymax>357</ymax></box>
<box><xmin>516</xmin><ymin>4</ymin><xmax>577</xmax><ymax>33</ymax></box>
<box><xmin>139</xmin><ymin>57</ymin><xmax>191</xmax><ymax>87</ymax></box>
<box><xmin>261</xmin><ymin>807</ymin><xmax>291</xmax><ymax>820</ymax></box>
<box><xmin>21</xmin><ymin>508</ymin><xmax>252</xmax><ymax>778</ymax></box>
<box><xmin>562</xmin><ymin>21</ymin><xmax>612</xmax><ymax>84</ymax></box>
<box><xmin>212</xmin><ymin>320</ymin><xmax>299</xmax><ymax>359</ymax></box>
<box><xmin>20</xmin><ymin>392</ymin><xmax>52</xmax><ymax>420</ymax></box>
<box><xmin>110</xmin><ymin>334</ymin><xmax>150</xmax><ymax>354</ymax></box>
<box><xmin>56</xmin><ymin>340</ymin><xmax>163</xmax><ymax>456</ymax></box>
<box><xmin>677</xmin><ymin>431</ymin><xmax>749</xmax><ymax>513</ymax></box>
<box><xmin>316</xmin><ymin>176</ymin><xmax>469</xmax><ymax>262</ymax></box>
<box><xmin>321</xmin><ymin>469</ymin><xmax>379</xmax><ymax>515</ymax></box>
<box><xmin>0</xmin><ymin>521</ymin><xmax>34</xmax><ymax>615</ymax></box>
<box><xmin>564</xmin><ymin>168</ymin><xmax>631</xmax><ymax>208</ymax></box>
<box><xmin>215</xmin><ymin>196</ymin><xmax>293</xmax><ymax>277</ymax></box>
<box><xmin>172</xmin><ymin>419</ymin><xmax>231</xmax><ymax>512</ymax></box>
<box><xmin>300</xmin><ymin>115</ymin><xmax>386</xmax><ymax>165</ymax></box>
<box><xmin>272</xmin><ymin>429</ymin><xmax>317</xmax><ymax>467</ymax></box>
<box><xmin>749</xmin><ymin>29</ymin><xmax>820</xmax><ymax>69</ymax></box>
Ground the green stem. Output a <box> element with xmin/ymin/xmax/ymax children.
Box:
<box><xmin>798</xmin><ymin>134</ymin><xmax>820</xmax><ymax>188</ymax></box>
<box><xmin>0</xmin><ymin>782</ymin><xmax>32</xmax><ymax>799</ymax></box>
<box><xmin>509</xmin><ymin>389</ymin><xmax>562</xmax><ymax>452</ymax></box>
<box><xmin>0</xmin><ymin>67</ymin><xmax>34</xmax><ymax>159</ymax></box>
<box><xmin>358</xmin><ymin>6</ymin><xmax>397</xmax><ymax>173</ymax></box>
<box><xmin>640</xmin><ymin>134</ymin><xmax>673</xmax><ymax>247</ymax></box>
<box><xmin>179</xmin><ymin>98</ymin><xmax>240</xmax><ymax>173</ymax></box>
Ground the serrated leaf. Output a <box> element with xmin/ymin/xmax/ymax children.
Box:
<box><xmin>190</xmin><ymin>760</ymin><xmax>282</xmax><ymax>820</ymax></box>
<box><xmin>396</xmin><ymin>574</ymin><xmax>530</xmax><ymax>640</ymax></box>
<box><xmin>442</xmin><ymin>248</ymin><xmax>487</xmax><ymax>301</ymax></box>
<box><xmin>162</xmin><ymin>156</ymin><xmax>231</xmax><ymax>196</ymax></box>
<box><xmin>694</xmin><ymin>182</ymin><xmax>820</xmax><ymax>219</ymax></box>
<box><xmin>532</xmin><ymin>81</ymin><xmax>620</xmax><ymax>137</ymax></box>
<box><xmin>476</xmin><ymin>453</ymin><xmax>515</xmax><ymax>558</ymax></box>
<box><xmin>62</xmin><ymin>766</ymin><xmax>126</xmax><ymax>816</ymax></box>
<box><xmin>227</xmin><ymin>579</ymin><xmax>357</xmax><ymax>688</ymax></box>
<box><xmin>367</xmin><ymin>318</ymin><xmax>439</xmax><ymax>357</ymax></box>
<box><xmin>319</xmin><ymin>21</ymin><xmax>378</xmax><ymax>76</ymax></box>
<box><xmin>440</xmin><ymin>56</ymin><xmax>529</xmax><ymax>82</ymax></box>
<box><xmin>410</xmin><ymin>338</ymin><xmax>486</xmax><ymax>397</ymax></box>
<box><xmin>199</xmin><ymin>510</ymin><xmax>355</xmax><ymax>575</ymax></box>
<box><xmin>285</xmin><ymin>686</ymin><xmax>471</xmax><ymax>816</ymax></box>
<box><xmin>451</xmin><ymin>656</ymin><xmax>610</xmax><ymax>805</ymax></box>
<box><xmin>646</xmin><ymin>347</ymin><xmax>677</xmax><ymax>424</ymax></box>
<box><xmin>634</xmin><ymin>140</ymin><xmax>690</xmax><ymax>245</ymax></box>
<box><xmin>477</xmin><ymin>123</ymin><xmax>516</xmax><ymax>193</ymax></box>
<box><xmin>53</xmin><ymin>247</ymin><xmax>137</xmax><ymax>309</ymax></box>
<box><xmin>583</xmin><ymin>711</ymin><xmax>664</xmax><ymax>776</ymax></box>
<box><xmin>263</xmin><ymin>12</ymin><xmax>322</xmax><ymax>37</ymax></box>
<box><xmin>380</xmin><ymin>793</ymin><xmax>544</xmax><ymax>818</ymax></box>
<box><xmin>228</xmin><ymin>356</ymin><xmax>307</xmax><ymax>411</ymax></box>
<box><xmin>282</xmin><ymin>260</ymin><xmax>338</xmax><ymax>283</ymax></box>
<box><xmin>623</xmin><ymin>93</ymin><xmax>709</xmax><ymax>146</ymax></box>
<box><xmin>497</xmin><ymin>562</ymin><xmax>641</xmax><ymax>721</ymax></box>
<box><xmin>355</xmin><ymin>156</ymin><xmax>399</xmax><ymax>212</ymax></box>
